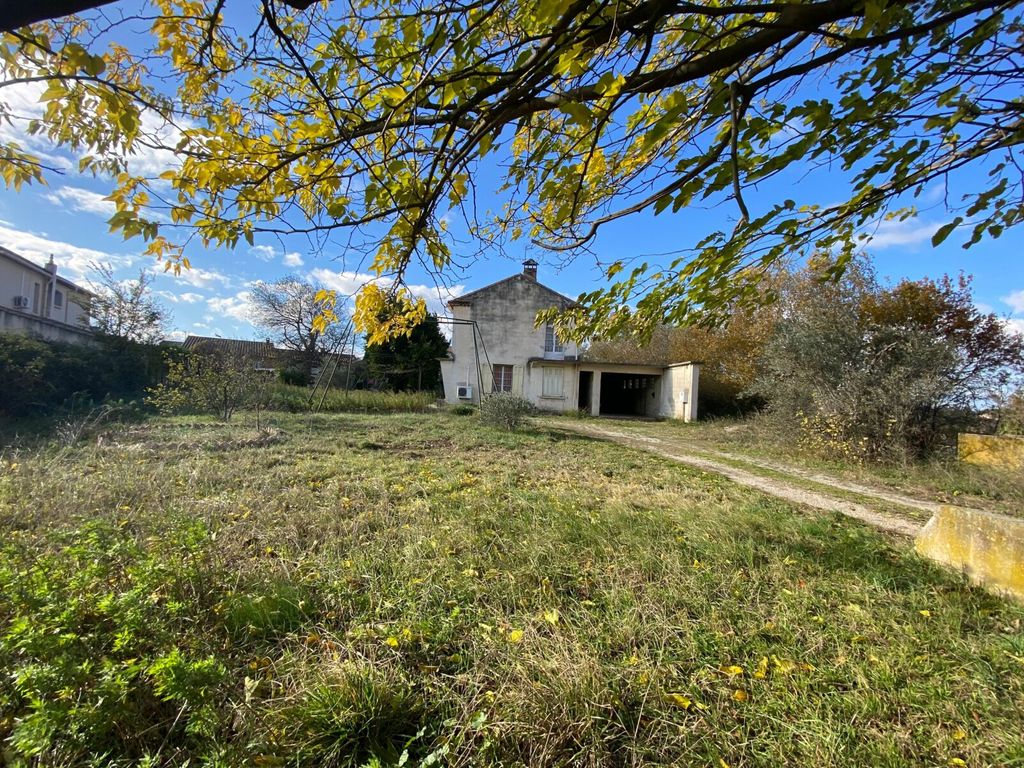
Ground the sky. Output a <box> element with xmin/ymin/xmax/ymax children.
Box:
<box><xmin>1</xmin><ymin>6</ymin><xmax>1023</xmax><ymax>345</ymax></box>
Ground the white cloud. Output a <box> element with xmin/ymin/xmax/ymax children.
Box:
<box><xmin>860</xmin><ymin>217</ymin><xmax>945</xmax><ymax>250</ymax></box>
<box><xmin>151</xmin><ymin>264</ymin><xmax>233</xmax><ymax>290</ymax></box>
<box><xmin>309</xmin><ymin>267</ymin><xmax>465</xmax><ymax>318</ymax></box>
<box><xmin>283</xmin><ymin>252</ymin><xmax>304</xmax><ymax>267</ymax></box>
<box><xmin>156</xmin><ymin>290</ymin><xmax>205</xmax><ymax>304</ymax></box>
<box><xmin>165</xmin><ymin>329</ymin><xmax>188</xmax><ymax>341</ymax></box>
<box><xmin>249</xmin><ymin>245</ymin><xmax>276</xmax><ymax>262</ymax></box>
<box><xmin>206</xmin><ymin>290</ymin><xmax>253</xmax><ymax>323</ymax></box>
<box><xmin>125</xmin><ymin>111</ymin><xmax>190</xmax><ymax>177</ymax></box>
<box><xmin>44</xmin><ymin>186</ymin><xmax>116</xmax><ymax>218</ymax></box>
<box><xmin>0</xmin><ymin>223</ymin><xmax>134</xmax><ymax>281</ymax></box>
<box><xmin>1004</xmin><ymin>317</ymin><xmax>1024</xmax><ymax>337</ymax></box>
<box><xmin>0</xmin><ymin>80</ymin><xmax>189</xmax><ymax>178</ymax></box>
<box><xmin>1002</xmin><ymin>289</ymin><xmax>1024</xmax><ymax>315</ymax></box>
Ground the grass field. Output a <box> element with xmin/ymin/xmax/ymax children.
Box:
<box><xmin>619</xmin><ymin>415</ymin><xmax>1024</xmax><ymax>518</ymax></box>
<box><xmin>1</xmin><ymin>412</ymin><xmax>1023</xmax><ymax>766</ymax></box>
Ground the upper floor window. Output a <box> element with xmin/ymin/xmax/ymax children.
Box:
<box><xmin>544</xmin><ymin>323</ymin><xmax>564</xmax><ymax>355</ymax></box>
<box><xmin>54</xmin><ymin>290</ymin><xmax>63</xmax><ymax>308</ymax></box>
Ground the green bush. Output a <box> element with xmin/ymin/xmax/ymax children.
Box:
<box><xmin>480</xmin><ymin>392</ymin><xmax>533</xmax><ymax>431</ymax></box>
<box><xmin>0</xmin><ymin>334</ymin><xmax>165</xmax><ymax>417</ymax></box>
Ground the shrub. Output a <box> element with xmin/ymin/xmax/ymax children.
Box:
<box><xmin>449</xmin><ymin>403</ymin><xmax>476</xmax><ymax>416</ymax></box>
<box><xmin>480</xmin><ymin>392</ymin><xmax>533</xmax><ymax>431</ymax></box>
<box><xmin>0</xmin><ymin>334</ymin><xmax>165</xmax><ymax>417</ymax></box>
<box><xmin>147</xmin><ymin>350</ymin><xmax>272</xmax><ymax>421</ymax></box>
<box><xmin>750</xmin><ymin>262</ymin><xmax>1024</xmax><ymax>461</ymax></box>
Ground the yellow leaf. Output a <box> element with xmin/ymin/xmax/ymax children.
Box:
<box><xmin>732</xmin><ymin>689</ymin><xmax>748</xmax><ymax>702</ymax></box>
<box><xmin>772</xmin><ymin>656</ymin><xmax>796</xmax><ymax>675</ymax></box>
<box><xmin>948</xmin><ymin>759</ymin><xmax>966</xmax><ymax>767</ymax></box>
<box><xmin>665</xmin><ymin>693</ymin><xmax>691</xmax><ymax>709</ymax></box>
<box><xmin>543</xmin><ymin>608</ymin><xmax>559</xmax><ymax>625</ymax></box>
<box><xmin>952</xmin><ymin>728</ymin><xmax>967</xmax><ymax>741</ymax></box>
<box><xmin>720</xmin><ymin>665</ymin><xmax>744</xmax><ymax>677</ymax></box>
<box><xmin>753</xmin><ymin>656</ymin><xmax>768</xmax><ymax>679</ymax></box>
<box><xmin>385</xmin><ymin>636</ymin><xmax>399</xmax><ymax>648</ymax></box>
<box><xmin>508</xmin><ymin>629</ymin><xmax>524</xmax><ymax>644</ymax></box>
<box><xmin>919</xmin><ymin>610</ymin><xmax>932</xmax><ymax>618</ymax></box>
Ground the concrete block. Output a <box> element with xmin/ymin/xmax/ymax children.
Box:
<box><xmin>958</xmin><ymin>432</ymin><xmax>1024</xmax><ymax>470</ymax></box>
<box><xmin>915</xmin><ymin>506</ymin><xmax>1024</xmax><ymax>602</ymax></box>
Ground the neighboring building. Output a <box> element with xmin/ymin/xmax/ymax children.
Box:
<box><xmin>182</xmin><ymin>335</ymin><xmax>291</xmax><ymax>371</ymax></box>
<box><xmin>0</xmin><ymin>246</ymin><xmax>93</xmax><ymax>343</ymax></box>
<box><xmin>181</xmin><ymin>335</ymin><xmax>355</xmax><ymax>377</ymax></box>
<box><xmin>440</xmin><ymin>260</ymin><xmax>700</xmax><ymax>420</ymax></box>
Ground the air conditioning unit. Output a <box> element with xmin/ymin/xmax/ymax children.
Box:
<box><xmin>12</xmin><ymin>295</ymin><xmax>30</xmax><ymax>308</ymax></box>
<box><xmin>457</xmin><ymin>385</ymin><xmax>473</xmax><ymax>400</ymax></box>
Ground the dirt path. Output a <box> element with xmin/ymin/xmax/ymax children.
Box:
<box><xmin>553</xmin><ymin>421</ymin><xmax>930</xmax><ymax>537</ymax></box>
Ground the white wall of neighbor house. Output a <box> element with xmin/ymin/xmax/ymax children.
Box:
<box><xmin>0</xmin><ymin>254</ymin><xmax>92</xmax><ymax>343</ymax></box>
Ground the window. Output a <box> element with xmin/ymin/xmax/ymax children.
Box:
<box><xmin>54</xmin><ymin>290</ymin><xmax>63</xmax><ymax>308</ymax></box>
<box><xmin>492</xmin><ymin>364</ymin><xmax>513</xmax><ymax>393</ymax></box>
<box><xmin>544</xmin><ymin>323</ymin><xmax>564</xmax><ymax>356</ymax></box>
<box><xmin>542</xmin><ymin>366</ymin><xmax>563</xmax><ymax>398</ymax></box>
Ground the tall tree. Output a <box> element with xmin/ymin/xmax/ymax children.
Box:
<box><xmin>2</xmin><ymin>0</ymin><xmax>1022</xmax><ymax>339</ymax></box>
<box><xmin>249</xmin><ymin>276</ymin><xmax>350</xmax><ymax>380</ymax></box>
<box><xmin>364</xmin><ymin>312</ymin><xmax>450</xmax><ymax>392</ymax></box>
<box><xmin>751</xmin><ymin>260</ymin><xmax>1024</xmax><ymax>458</ymax></box>
<box><xmin>82</xmin><ymin>262</ymin><xmax>169</xmax><ymax>344</ymax></box>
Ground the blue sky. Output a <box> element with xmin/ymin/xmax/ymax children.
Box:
<box><xmin>1</xmin><ymin>17</ymin><xmax>1023</xmax><ymax>344</ymax></box>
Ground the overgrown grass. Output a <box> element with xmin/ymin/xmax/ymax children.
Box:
<box><xmin>620</xmin><ymin>415</ymin><xmax>1024</xmax><ymax>517</ymax></box>
<box><xmin>1</xmin><ymin>412</ymin><xmax>1022</xmax><ymax>766</ymax></box>
<box><xmin>268</xmin><ymin>383</ymin><xmax>436</xmax><ymax>413</ymax></box>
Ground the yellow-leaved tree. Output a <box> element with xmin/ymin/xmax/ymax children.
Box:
<box><xmin>1</xmin><ymin>0</ymin><xmax>1021</xmax><ymax>340</ymax></box>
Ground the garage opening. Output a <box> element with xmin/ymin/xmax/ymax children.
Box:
<box><xmin>599</xmin><ymin>373</ymin><xmax>659</xmax><ymax>417</ymax></box>
<box><xmin>578</xmin><ymin>371</ymin><xmax>593</xmax><ymax>411</ymax></box>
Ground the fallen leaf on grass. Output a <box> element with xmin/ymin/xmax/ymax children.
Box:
<box><xmin>665</xmin><ymin>693</ymin><xmax>692</xmax><ymax>709</ymax></box>
<box><xmin>753</xmin><ymin>656</ymin><xmax>768</xmax><ymax>679</ymax></box>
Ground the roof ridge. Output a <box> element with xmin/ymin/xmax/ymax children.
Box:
<box><xmin>449</xmin><ymin>272</ymin><xmax>575</xmax><ymax>306</ymax></box>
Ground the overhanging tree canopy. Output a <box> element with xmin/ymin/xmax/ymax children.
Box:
<box><xmin>1</xmin><ymin>0</ymin><xmax>1021</xmax><ymax>339</ymax></box>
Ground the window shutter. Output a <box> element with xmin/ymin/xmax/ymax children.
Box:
<box><xmin>512</xmin><ymin>364</ymin><xmax>523</xmax><ymax>395</ymax></box>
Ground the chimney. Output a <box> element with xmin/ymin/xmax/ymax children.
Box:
<box><xmin>522</xmin><ymin>258</ymin><xmax>538</xmax><ymax>280</ymax></box>
<box><xmin>45</xmin><ymin>255</ymin><xmax>57</xmax><ymax>275</ymax></box>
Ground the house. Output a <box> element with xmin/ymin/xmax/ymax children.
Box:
<box><xmin>0</xmin><ymin>246</ymin><xmax>93</xmax><ymax>343</ymax></box>
<box><xmin>440</xmin><ymin>260</ymin><xmax>700</xmax><ymax>420</ymax></box>
<box><xmin>181</xmin><ymin>335</ymin><xmax>355</xmax><ymax>378</ymax></box>
<box><xmin>182</xmin><ymin>335</ymin><xmax>291</xmax><ymax>371</ymax></box>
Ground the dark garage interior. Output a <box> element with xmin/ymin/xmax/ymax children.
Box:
<box><xmin>598</xmin><ymin>373</ymin><xmax>658</xmax><ymax>416</ymax></box>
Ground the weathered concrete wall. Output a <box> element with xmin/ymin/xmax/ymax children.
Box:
<box><xmin>660</xmin><ymin>362</ymin><xmax>700</xmax><ymax>421</ymax></box>
<box><xmin>958</xmin><ymin>433</ymin><xmax>1024</xmax><ymax>470</ymax></box>
<box><xmin>442</xmin><ymin>274</ymin><xmax>577</xmax><ymax>405</ymax></box>
<box><xmin>915</xmin><ymin>506</ymin><xmax>1024</xmax><ymax>603</ymax></box>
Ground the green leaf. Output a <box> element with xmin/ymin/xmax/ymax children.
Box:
<box><xmin>931</xmin><ymin>217</ymin><xmax>962</xmax><ymax>247</ymax></box>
